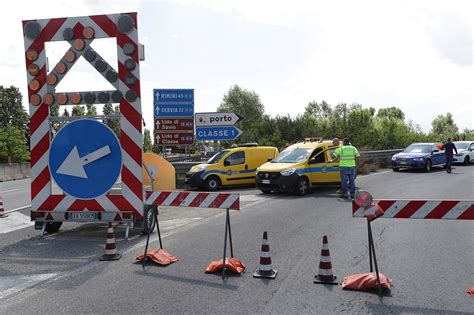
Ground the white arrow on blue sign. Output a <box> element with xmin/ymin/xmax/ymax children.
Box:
<box><xmin>49</xmin><ymin>119</ymin><xmax>122</xmax><ymax>199</ymax></box>
<box><xmin>196</xmin><ymin>126</ymin><xmax>243</xmax><ymax>141</ymax></box>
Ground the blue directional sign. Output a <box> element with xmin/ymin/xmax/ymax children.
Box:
<box><xmin>154</xmin><ymin>89</ymin><xmax>194</xmax><ymax>118</ymax></box>
<box><xmin>196</xmin><ymin>126</ymin><xmax>243</xmax><ymax>141</ymax></box>
<box><xmin>49</xmin><ymin>119</ymin><xmax>122</xmax><ymax>199</ymax></box>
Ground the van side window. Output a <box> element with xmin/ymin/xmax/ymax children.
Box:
<box><xmin>309</xmin><ymin>148</ymin><xmax>325</xmax><ymax>164</ymax></box>
<box><xmin>225</xmin><ymin>151</ymin><xmax>245</xmax><ymax>166</ymax></box>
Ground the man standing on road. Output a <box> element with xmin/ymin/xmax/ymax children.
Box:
<box><xmin>441</xmin><ymin>138</ymin><xmax>458</xmax><ymax>173</ymax></box>
<box><xmin>330</xmin><ymin>138</ymin><xmax>360</xmax><ymax>199</ymax></box>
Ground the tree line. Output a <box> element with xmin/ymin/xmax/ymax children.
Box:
<box><xmin>0</xmin><ymin>84</ymin><xmax>472</xmax><ymax>163</ymax></box>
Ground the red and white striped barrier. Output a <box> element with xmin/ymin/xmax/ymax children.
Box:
<box><xmin>352</xmin><ymin>200</ymin><xmax>474</xmax><ymax>220</ymax></box>
<box><xmin>23</xmin><ymin>13</ymin><xmax>143</xmax><ymax>218</ymax></box>
<box><xmin>145</xmin><ymin>191</ymin><xmax>239</xmax><ymax>210</ymax></box>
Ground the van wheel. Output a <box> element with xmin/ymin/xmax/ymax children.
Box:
<box><xmin>295</xmin><ymin>177</ymin><xmax>309</xmax><ymax>196</ymax></box>
<box><xmin>424</xmin><ymin>159</ymin><xmax>432</xmax><ymax>172</ymax></box>
<box><xmin>260</xmin><ymin>189</ymin><xmax>272</xmax><ymax>194</ymax></box>
<box><xmin>45</xmin><ymin>222</ymin><xmax>62</xmax><ymax>233</ymax></box>
<box><xmin>204</xmin><ymin>176</ymin><xmax>221</xmax><ymax>191</ymax></box>
<box><xmin>464</xmin><ymin>156</ymin><xmax>470</xmax><ymax>165</ymax></box>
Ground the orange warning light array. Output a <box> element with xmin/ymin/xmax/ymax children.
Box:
<box><xmin>28</xmin><ymin>79</ymin><xmax>40</xmax><ymax>91</ymax></box>
<box><xmin>26</xmin><ymin>49</ymin><xmax>38</xmax><ymax>61</ymax></box>
<box><xmin>27</xmin><ymin>64</ymin><xmax>40</xmax><ymax>76</ymax></box>
<box><xmin>57</xmin><ymin>93</ymin><xmax>68</xmax><ymax>105</ymax></box>
<box><xmin>47</xmin><ymin>74</ymin><xmax>58</xmax><ymax>86</ymax></box>
<box><xmin>44</xmin><ymin>94</ymin><xmax>54</xmax><ymax>105</ymax></box>
<box><xmin>55</xmin><ymin>62</ymin><xmax>66</xmax><ymax>74</ymax></box>
<box><xmin>30</xmin><ymin>94</ymin><xmax>42</xmax><ymax>106</ymax></box>
<box><xmin>83</xmin><ymin>27</ymin><xmax>95</xmax><ymax>39</ymax></box>
<box><xmin>71</xmin><ymin>92</ymin><xmax>82</xmax><ymax>104</ymax></box>
<box><xmin>65</xmin><ymin>51</ymin><xmax>76</xmax><ymax>63</ymax></box>
<box><xmin>73</xmin><ymin>39</ymin><xmax>85</xmax><ymax>51</ymax></box>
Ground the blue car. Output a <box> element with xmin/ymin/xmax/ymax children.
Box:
<box><xmin>391</xmin><ymin>143</ymin><xmax>446</xmax><ymax>172</ymax></box>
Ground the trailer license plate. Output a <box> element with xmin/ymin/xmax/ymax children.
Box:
<box><xmin>262</xmin><ymin>179</ymin><xmax>270</xmax><ymax>184</ymax></box>
<box><xmin>69</xmin><ymin>212</ymin><xmax>98</xmax><ymax>220</ymax></box>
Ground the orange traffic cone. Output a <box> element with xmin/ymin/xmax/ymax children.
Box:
<box><xmin>100</xmin><ymin>223</ymin><xmax>121</xmax><ymax>261</ymax></box>
<box><xmin>253</xmin><ymin>231</ymin><xmax>277</xmax><ymax>279</ymax></box>
<box><xmin>314</xmin><ymin>235</ymin><xmax>338</xmax><ymax>284</ymax></box>
<box><xmin>466</xmin><ymin>288</ymin><xmax>474</xmax><ymax>296</ymax></box>
<box><xmin>0</xmin><ymin>196</ymin><xmax>5</xmax><ymax>217</ymax></box>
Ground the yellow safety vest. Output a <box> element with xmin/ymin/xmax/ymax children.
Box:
<box><xmin>334</xmin><ymin>145</ymin><xmax>360</xmax><ymax>167</ymax></box>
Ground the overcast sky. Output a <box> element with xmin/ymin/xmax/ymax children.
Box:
<box><xmin>1</xmin><ymin>0</ymin><xmax>472</xmax><ymax>133</ymax></box>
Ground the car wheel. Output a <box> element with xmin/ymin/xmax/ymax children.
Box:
<box><xmin>295</xmin><ymin>177</ymin><xmax>309</xmax><ymax>196</ymax></box>
<box><xmin>45</xmin><ymin>222</ymin><xmax>62</xmax><ymax>233</ymax></box>
<box><xmin>424</xmin><ymin>159</ymin><xmax>432</xmax><ymax>172</ymax></box>
<box><xmin>464</xmin><ymin>156</ymin><xmax>470</xmax><ymax>165</ymax></box>
<box><xmin>260</xmin><ymin>188</ymin><xmax>272</xmax><ymax>194</ymax></box>
<box><xmin>204</xmin><ymin>176</ymin><xmax>221</xmax><ymax>191</ymax></box>
<box><xmin>392</xmin><ymin>168</ymin><xmax>400</xmax><ymax>172</ymax></box>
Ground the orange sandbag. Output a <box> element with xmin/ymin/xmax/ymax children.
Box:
<box><xmin>205</xmin><ymin>257</ymin><xmax>245</xmax><ymax>274</ymax></box>
<box><xmin>466</xmin><ymin>288</ymin><xmax>474</xmax><ymax>296</ymax></box>
<box><xmin>341</xmin><ymin>272</ymin><xmax>392</xmax><ymax>291</ymax></box>
<box><xmin>136</xmin><ymin>248</ymin><xmax>178</xmax><ymax>266</ymax></box>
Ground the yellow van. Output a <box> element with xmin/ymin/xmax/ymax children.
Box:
<box><xmin>256</xmin><ymin>138</ymin><xmax>341</xmax><ymax>195</ymax></box>
<box><xmin>185</xmin><ymin>144</ymin><xmax>279</xmax><ymax>191</ymax></box>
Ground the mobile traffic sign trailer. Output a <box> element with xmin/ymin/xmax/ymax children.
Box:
<box><xmin>154</xmin><ymin>89</ymin><xmax>195</xmax><ymax>147</ymax></box>
<box><xmin>195</xmin><ymin>112</ymin><xmax>244</xmax><ymax>142</ymax></box>
<box><xmin>23</xmin><ymin>13</ymin><xmax>145</xmax><ymax>236</ymax></box>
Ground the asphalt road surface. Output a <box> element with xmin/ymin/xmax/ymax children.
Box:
<box><xmin>0</xmin><ymin>165</ymin><xmax>473</xmax><ymax>314</ymax></box>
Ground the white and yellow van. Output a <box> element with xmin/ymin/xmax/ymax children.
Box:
<box><xmin>256</xmin><ymin>138</ymin><xmax>341</xmax><ymax>195</ymax></box>
<box><xmin>185</xmin><ymin>144</ymin><xmax>279</xmax><ymax>191</ymax></box>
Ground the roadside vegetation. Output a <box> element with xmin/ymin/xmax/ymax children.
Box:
<box><xmin>0</xmin><ymin>84</ymin><xmax>472</xmax><ymax>163</ymax></box>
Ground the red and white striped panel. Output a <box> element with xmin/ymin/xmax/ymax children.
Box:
<box><xmin>23</xmin><ymin>13</ymin><xmax>143</xmax><ymax>217</ymax></box>
<box><xmin>145</xmin><ymin>191</ymin><xmax>240</xmax><ymax>210</ymax></box>
<box><xmin>352</xmin><ymin>200</ymin><xmax>474</xmax><ymax>220</ymax></box>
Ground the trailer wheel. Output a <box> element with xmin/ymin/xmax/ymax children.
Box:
<box><xmin>143</xmin><ymin>205</ymin><xmax>156</xmax><ymax>235</ymax></box>
<box><xmin>45</xmin><ymin>222</ymin><xmax>62</xmax><ymax>233</ymax></box>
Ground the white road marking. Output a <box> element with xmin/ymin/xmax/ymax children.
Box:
<box><xmin>0</xmin><ymin>273</ymin><xmax>57</xmax><ymax>300</ymax></box>
<box><xmin>0</xmin><ymin>212</ymin><xmax>34</xmax><ymax>234</ymax></box>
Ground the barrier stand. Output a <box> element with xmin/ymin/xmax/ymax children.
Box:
<box><xmin>144</xmin><ymin>191</ymin><xmax>241</xmax><ymax>277</ymax></box>
<box><xmin>142</xmin><ymin>205</ymin><xmax>163</xmax><ymax>268</ymax></box>
<box><xmin>221</xmin><ymin>207</ymin><xmax>234</xmax><ymax>279</ymax></box>
<box><xmin>367</xmin><ymin>219</ymin><xmax>382</xmax><ymax>297</ymax></box>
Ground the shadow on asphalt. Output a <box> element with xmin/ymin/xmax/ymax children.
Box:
<box><xmin>133</xmin><ymin>270</ymin><xmax>239</xmax><ymax>290</ymax></box>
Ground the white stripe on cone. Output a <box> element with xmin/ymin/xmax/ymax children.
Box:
<box><xmin>260</xmin><ymin>251</ymin><xmax>270</xmax><ymax>258</ymax></box>
<box><xmin>259</xmin><ymin>264</ymin><xmax>273</xmax><ymax>272</ymax></box>
<box><xmin>318</xmin><ymin>268</ymin><xmax>334</xmax><ymax>276</ymax></box>
<box><xmin>105</xmin><ymin>249</ymin><xmax>116</xmax><ymax>255</ymax></box>
<box><xmin>319</xmin><ymin>255</ymin><xmax>332</xmax><ymax>263</ymax></box>
<box><xmin>321</xmin><ymin>243</ymin><xmax>329</xmax><ymax>250</ymax></box>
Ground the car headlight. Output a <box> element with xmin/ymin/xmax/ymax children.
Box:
<box><xmin>280</xmin><ymin>168</ymin><xmax>296</xmax><ymax>176</ymax></box>
<box><xmin>193</xmin><ymin>166</ymin><xmax>207</xmax><ymax>173</ymax></box>
<box><xmin>413</xmin><ymin>157</ymin><xmax>424</xmax><ymax>161</ymax></box>
<box><xmin>391</xmin><ymin>156</ymin><xmax>397</xmax><ymax>161</ymax></box>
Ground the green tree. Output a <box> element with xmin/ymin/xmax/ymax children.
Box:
<box><xmin>62</xmin><ymin>107</ymin><xmax>70</xmax><ymax>117</ymax></box>
<box><xmin>0</xmin><ymin>85</ymin><xmax>28</xmax><ymax>131</ymax></box>
<box><xmin>218</xmin><ymin>85</ymin><xmax>265</xmax><ymax>144</ymax></box>
<box><xmin>71</xmin><ymin>105</ymin><xmax>86</xmax><ymax>116</ymax></box>
<box><xmin>430</xmin><ymin>112</ymin><xmax>458</xmax><ymax>139</ymax></box>
<box><xmin>376</xmin><ymin>107</ymin><xmax>405</xmax><ymax>120</ymax></box>
<box><xmin>86</xmin><ymin>104</ymin><xmax>98</xmax><ymax>116</ymax></box>
<box><xmin>143</xmin><ymin>128</ymin><xmax>152</xmax><ymax>152</ymax></box>
<box><xmin>103</xmin><ymin>103</ymin><xmax>120</xmax><ymax>137</ymax></box>
<box><xmin>50</xmin><ymin>103</ymin><xmax>61</xmax><ymax>132</ymax></box>
<box><xmin>0</xmin><ymin>125</ymin><xmax>30</xmax><ymax>162</ymax></box>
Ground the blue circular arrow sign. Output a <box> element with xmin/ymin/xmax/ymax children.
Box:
<box><xmin>49</xmin><ymin>119</ymin><xmax>122</xmax><ymax>199</ymax></box>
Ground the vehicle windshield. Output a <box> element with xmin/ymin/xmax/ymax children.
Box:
<box><xmin>272</xmin><ymin>147</ymin><xmax>313</xmax><ymax>163</ymax></box>
<box><xmin>403</xmin><ymin>144</ymin><xmax>432</xmax><ymax>154</ymax></box>
<box><xmin>454</xmin><ymin>142</ymin><xmax>469</xmax><ymax>150</ymax></box>
<box><xmin>206</xmin><ymin>150</ymin><xmax>229</xmax><ymax>164</ymax></box>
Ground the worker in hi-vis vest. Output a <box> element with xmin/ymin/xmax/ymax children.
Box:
<box><xmin>330</xmin><ymin>138</ymin><xmax>360</xmax><ymax>199</ymax></box>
